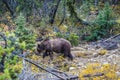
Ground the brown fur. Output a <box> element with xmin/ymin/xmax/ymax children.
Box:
<box><xmin>36</xmin><ymin>38</ymin><xmax>73</xmax><ymax>60</ymax></box>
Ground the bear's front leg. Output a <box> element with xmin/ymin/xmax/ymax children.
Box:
<box><xmin>43</xmin><ymin>51</ymin><xmax>48</xmax><ymax>58</ymax></box>
<box><xmin>49</xmin><ymin>52</ymin><xmax>53</xmax><ymax>60</ymax></box>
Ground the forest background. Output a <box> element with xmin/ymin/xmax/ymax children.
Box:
<box><xmin>0</xmin><ymin>0</ymin><xmax>120</xmax><ymax>80</ymax></box>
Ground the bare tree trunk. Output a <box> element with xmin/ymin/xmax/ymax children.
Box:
<box><xmin>2</xmin><ymin>0</ymin><xmax>17</xmax><ymax>16</ymax></box>
<box><xmin>112</xmin><ymin>0</ymin><xmax>118</xmax><ymax>5</ymax></box>
<box><xmin>58</xmin><ymin>0</ymin><xmax>66</xmax><ymax>27</ymax></box>
<box><xmin>94</xmin><ymin>0</ymin><xmax>99</xmax><ymax>6</ymax></box>
<box><xmin>49</xmin><ymin>0</ymin><xmax>61</xmax><ymax>25</ymax></box>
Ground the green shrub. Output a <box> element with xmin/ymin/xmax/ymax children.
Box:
<box><xmin>56</xmin><ymin>32</ymin><xmax>65</xmax><ymax>38</ymax></box>
<box><xmin>56</xmin><ymin>32</ymin><xmax>79</xmax><ymax>46</ymax></box>
<box><xmin>0</xmin><ymin>32</ymin><xmax>23</xmax><ymax>80</ymax></box>
<box><xmin>67</xmin><ymin>33</ymin><xmax>79</xmax><ymax>46</ymax></box>
<box><xmin>85</xmin><ymin>3</ymin><xmax>115</xmax><ymax>41</ymax></box>
<box><xmin>15</xmin><ymin>13</ymin><xmax>36</xmax><ymax>49</ymax></box>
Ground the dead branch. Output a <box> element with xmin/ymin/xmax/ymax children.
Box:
<box><xmin>13</xmin><ymin>52</ymin><xmax>79</xmax><ymax>80</ymax></box>
<box><xmin>104</xmin><ymin>33</ymin><xmax>120</xmax><ymax>42</ymax></box>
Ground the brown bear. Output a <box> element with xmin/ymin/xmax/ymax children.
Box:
<box><xmin>36</xmin><ymin>38</ymin><xmax>73</xmax><ymax>60</ymax></box>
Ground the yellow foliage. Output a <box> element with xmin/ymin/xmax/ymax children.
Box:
<box><xmin>0</xmin><ymin>23</ymin><xmax>9</xmax><ymax>31</ymax></box>
<box><xmin>59</xmin><ymin>24</ymin><xmax>68</xmax><ymax>32</ymax></box>
<box><xmin>80</xmin><ymin>78</ymin><xmax>86</xmax><ymax>80</ymax></box>
<box><xmin>13</xmin><ymin>62</ymin><xmax>23</xmax><ymax>73</ymax></box>
<box><xmin>7</xmin><ymin>16</ymin><xmax>11</xmax><ymax>20</ymax></box>
<box><xmin>101</xmin><ymin>63</ymin><xmax>110</xmax><ymax>71</ymax></box>
<box><xmin>31</xmin><ymin>55</ymin><xmax>40</xmax><ymax>61</ymax></box>
<box><xmin>90</xmin><ymin>6</ymin><xmax>95</xmax><ymax>11</ymax></box>
<box><xmin>93</xmin><ymin>77</ymin><xmax>101</xmax><ymax>80</ymax></box>
<box><xmin>40</xmin><ymin>28</ymin><xmax>56</xmax><ymax>38</ymax></box>
<box><xmin>52</xmin><ymin>55</ymin><xmax>65</xmax><ymax>63</ymax></box>
<box><xmin>105</xmin><ymin>71</ymin><xmax>117</xmax><ymax>79</ymax></box>
<box><xmin>79</xmin><ymin>63</ymin><xmax>118</xmax><ymax>79</ymax></box>
<box><xmin>47</xmin><ymin>32</ymin><xmax>56</xmax><ymax>38</ymax></box>
<box><xmin>29</xmin><ymin>55</ymin><xmax>42</xmax><ymax>73</ymax></box>
<box><xmin>118</xmin><ymin>78</ymin><xmax>120</xmax><ymax>80</ymax></box>
<box><xmin>116</xmin><ymin>19</ymin><xmax>120</xmax><ymax>24</ymax></box>
<box><xmin>76</xmin><ymin>52</ymin><xmax>86</xmax><ymax>57</ymax></box>
<box><xmin>31</xmin><ymin>64</ymin><xmax>39</xmax><ymax>73</ymax></box>
<box><xmin>99</xmin><ymin>49</ymin><xmax>108</xmax><ymax>55</ymax></box>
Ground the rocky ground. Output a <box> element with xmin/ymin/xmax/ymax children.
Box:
<box><xmin>69</xmin><ymin>34</ymin><xmax>120</xmax><ymax>79</ymax></box>
<box><xmin>19</xmin><ymin>34</ymin><xmax>120</xmax><ymax>80</ymax></box>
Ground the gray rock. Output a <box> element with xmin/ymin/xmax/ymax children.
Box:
<box><xmin>92</xmin><ymin>41</ymin><xmax>118</xmax><ymax>50</ymax></box>
<box><xmin>101</xmin><ymin>41</ymin><xmax>118</xmax><ymax>50</ymax></box>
